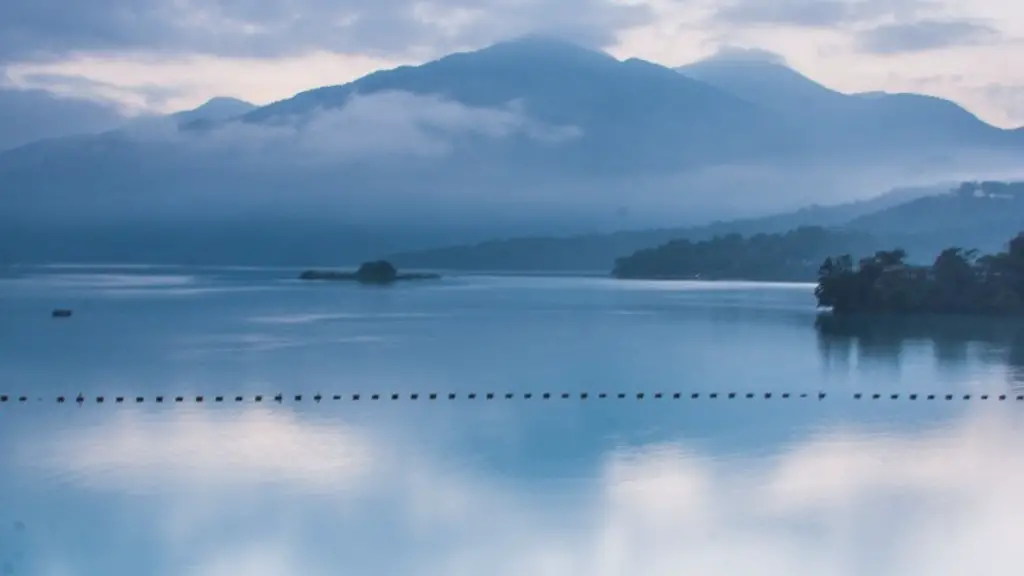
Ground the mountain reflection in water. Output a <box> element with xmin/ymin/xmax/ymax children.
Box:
<box><xmin>0</xmin><ymin>399</ymin><xmax>1021</xmax><ymax>576</ymax></box>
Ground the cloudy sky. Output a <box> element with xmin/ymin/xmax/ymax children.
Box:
<box><xmin>1</xmin><ymin>0</ymin><xmax>1022</xmax><ymax>128</ymax></box>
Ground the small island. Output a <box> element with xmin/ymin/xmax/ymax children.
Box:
<box><xmin>816</xmin><ymin>232</ymin><xmax>1024</xmax><ymax>315</ymax></box>
<box><xmin>299</xmin><ymin>260</ymin><xmax>440</xmax><ymax>285</ymax></box>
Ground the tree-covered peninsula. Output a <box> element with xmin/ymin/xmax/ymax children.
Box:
<box><xmin>611</xmin><ymin>226</ymin><xmax>876</xmax><ymax>281</ymax></box>
<box><xmin>815</xmin><ymin>232</ymin><xmax>1024</xmax><ymax>315</ymax></box>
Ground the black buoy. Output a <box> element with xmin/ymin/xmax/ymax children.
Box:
<box><xmin>51</xmin><ymin>309</ymin><xmax>72</xmax><ymax>318</ymax></box>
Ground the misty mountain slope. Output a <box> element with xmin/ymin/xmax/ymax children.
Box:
<box><xmin>250</xmin><ymin>37</ymin><xmax>744</xmax><ymax>123</ymax></box>
<box><xmin>845</xmin><ymin>182</ymin><xmax>1024</xmax><ymax>256</ymax></box>
<box><xmin>173</xmin><ymin>97</ymin><xmax>256</xmax><ymax>127</ymax></box>
<box><xmin>1</xmin><ymin>37</ymin><xmax>1022</xmax><ymax>265</ymax></box>
<box><xmin>677</xmin><ymin>52</ymin><xmax>848</xmax><ymax>113</ymax></box>
<box><xmin>678</xmin><ymin>51</ymin><xmax>1013</xmax><ymax>152</ymax></box>
<box><xmin>0</xmin><ymin>86</ymin><xmax>127</xmax><ymax>152</ymax></box>
<box><xmin>387</xmin><ymin>180</ymin><xmax>1024</xmax><ymax>272</ymax></box>
<box><xmin>109</xmin><ymin>96</ymin><xmax>258</xmax><ymax>135</ymax></box>
<box><xmin>0</xmin><ymin>35</ymin><xmax>815</xmax><ymax>245</ymax></box>
<box><xmin>388</xmin><ymin>183</ymin><xmax>951</xmax><ymax>271</ymax></box>
<box><xmin>241</xmin><ymin>36</ymin><xmax>798</xmax><ymax>173</ymax></box>
<box><xmin>847</xmin><ymin>92</ymin><xmax>1007</xmax><ymax>146</ymax></box>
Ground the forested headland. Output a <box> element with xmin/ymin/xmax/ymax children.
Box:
<box><xmin>815</xmin><ymin>232</ymin><xmax>1024</xmax><ymax>315</ymax></box>
<box><xmin>611</xmin><ymin>226</ymin><xmax>876</xmax><ymax>282</ymax></box>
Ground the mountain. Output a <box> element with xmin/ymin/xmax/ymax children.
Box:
<box><xmin>0</xmin><ymin>86</ymin><xmax>126</xmax><ymax>152</ymax></box>
<box><xmin>388</xmin><ymin>183</ymin><xmax>950</xmax><ymax>272</ymax></box>
<box><xmin>114</xmin><ymin>96</ymin><xmax>258</xmax><ymax>134</ymax></box>
<box><xmin>846</xmin><ymin>181</ymin><xmax>1024</xmax><ymax>257</ymax></box>
<box><xmin>172</xmin><ymin>97</ymin><xmax>256</xmax><ymax>127</ymax></box>
<box><xmin>240</xmin><ymin>36</ymin><xmax>794</xmax><ymax>174</ymax></box>
<box><xmin>610</xmin><ymin>226</ymin><xmax>878</xmax><ymax>282</ymax></box>
<box><xmin>389</xmin><ymin>180</ymin><xmax>1024</xmax><ymax>274</ymax></box>
<box><xmin>609</xmin><ymin>181</ymin><xmax>1024</xmax><ymax>282</ymax></box>
<box><xmin>676</xmin><ymin>49</ymin><xmax>848</xmax><ymax>114</ymax></box>
<box><xmin>677</xmin><ymin>49</ymin><xmax>1014</xmax><ymax>155</ymax></box>
<box><xmin>1</xmin><ymin>37</ymin><xmax>1022</xmax><ymax>265</ymax></box>
<box><xmin>0</xmin><ymin>38</ymin><xmax>801</xmax><ymax>238</ymax></box>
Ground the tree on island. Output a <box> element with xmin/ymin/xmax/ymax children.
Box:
<box><xmin>355</xmin><ymin>260</ymin><xmax>398</xmax><ymax>284</ymax></box>
<box><xmin>815</xmin><ymin>232</ymin><xmax>1024</xmax><ymax>315</ymax></box>
<box><xmin>299</xmin><ymin>260</ymin><xmax>439</xmax><ymax>284</ymax></box>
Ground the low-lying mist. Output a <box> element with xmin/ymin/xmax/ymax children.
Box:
<box><xmin>2</xmin><ymin>90</ymin><xmax>1023</xmax><ymax>264</ymax></box>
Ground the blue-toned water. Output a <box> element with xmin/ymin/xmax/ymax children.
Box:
<box><xmin>1</xmin><ymin>266</ymin><xmax>1023</xmax><ymax>575</ymax></box>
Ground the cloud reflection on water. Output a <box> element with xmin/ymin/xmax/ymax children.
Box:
<box><xmin>23</xmin><ymin>409</ymin><xmax>378</xmax><ymax>494</ymax></box>
<box><xmin>4</xmin><ymin>403</ymin><xmax>1023</xmax><ymax>575</ymax></box>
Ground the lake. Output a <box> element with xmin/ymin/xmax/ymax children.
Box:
<box><xmin>1</xmin><ymin>265</ymin><xmax>1023</xmax><ymax>575</ymax></box>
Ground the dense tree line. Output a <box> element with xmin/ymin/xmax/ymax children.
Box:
<box><xmin>611</xmin><ymin>226</ymin><xmax>876</xmax><ymax>281</ymax></box>
<box><xmin>815</xmin><ymin>232</ymin><xmax>1024</xmax><ymax>315</ymax></box>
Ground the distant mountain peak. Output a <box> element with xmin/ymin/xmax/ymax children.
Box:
<box><xmin>180</xmin><ymin>96</ymin><xmax>255</xmax><ymax>116</ymax></box>
<box><xmin>676</xmin><ymin>47</ymin><xmax>843</xmax><ymax>111</ymax></box>
<box><xmin>699</xmin><ymin>46</ymin><xmax>790</xmax><ymax>66</ymax></box>
<box><xmin>171</xmin><ymin>96</ymin><xmax>256</xmax><ymax>127</ymax></box>
<box><xmin>678</xmin><ymin>47</ymin><xmax>808</xmax><ymax>81</ymax></box>
<box><xmin>471</xmin><ymin>33</ymin><xmax>616</xmax><ymax>62</ymax></box>
<box><xmin>197</xmin><ymin>96</ymin><xmax>254</xmax><ymax>109</ymax></box>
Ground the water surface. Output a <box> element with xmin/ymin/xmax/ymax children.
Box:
<box><xmin>3</xmin><ymin>265</ymin><xmax>1021</xmax><ymax>396</ymax></box>
<box><xmin>1</xmin><ymin>266</ymin><xmax>1021</xmax><ymax>575</ymax></box>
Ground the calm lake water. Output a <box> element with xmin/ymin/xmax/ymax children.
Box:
<box><xmin>1</xmin><ymin>265</ymin><xmax>1023</xmax><ymax>575</ymax></box>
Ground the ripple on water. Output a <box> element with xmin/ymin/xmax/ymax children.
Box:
<box><xmin>248</xmin><ymin>312</ymin><xmax>445</xmax><ymax>325</ymax></box>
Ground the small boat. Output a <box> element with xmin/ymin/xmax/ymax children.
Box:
<box><xmin>51</xmin><ymin>309</ymin><xmax>73</xmax><ymax>318</ymax></box>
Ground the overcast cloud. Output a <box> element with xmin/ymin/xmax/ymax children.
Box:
<box><xmin>0</xmin><ymin>0</ymin><xmax>1023</xmax><ymax>132</ymax></box>
<box><xmin>856</xmin><ymin>20</ymin><xmax>1002</xmax><ymax>54</ymax></box>
<box><xmin>0</xmin><ymin>0</ymin><xmax>652</xmax><ymax>64</ymax></box>
<box><xmin>710</xmin><ymin>0</ymin><xmax>931</xmax><ymax>28</ymax></box>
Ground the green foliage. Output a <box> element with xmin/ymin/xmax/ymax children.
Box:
<box><xmin>815</xmin><ymin>232</ymin><xmax>1024</xmax><ymax>315</ymax></box>
<box><xmin>611</xmin><ymin>226</ymin><xmax>876</xmax><ymax>281</ymax></box>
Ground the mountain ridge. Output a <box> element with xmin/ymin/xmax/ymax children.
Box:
<box><xmin>1</xmin><ymin>37</ymin><xmax>1021</xmax><ymax>265</ymax></box>
<box><xmin>676</xmin><ymin>49</ymin><xmax>1010</xmax><ymax>152</ymax></box>
<box><xmin>388</xmin><ymin>181</ymin><xmax>1024</xmax><ymax>272</ymax></box>
<box><xmin>387</xmin><ymin>183</ymin><xmax>953</xmax><ymax>271</ymax></box>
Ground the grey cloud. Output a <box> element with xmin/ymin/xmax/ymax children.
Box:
<box><xmin>905</xmin><ymin>73</ymin><xmax>967</xmax><ymax>88</ymax></box>
<box><xmin>0</xmin><ymin>0</ymin><xmax>652</xmax><ymax>65</ymax></box>
<box><xmin>712</xmin><ymin>0</ymin><xmax>930</xmax><ymax>28</ymax></box>
<box><xmin>856</xmin><ymin>19</ymin><xmax>1000</xmax><ymax>54</ymax></box>
<box><xmin>981</xmin><ymin>84</ymin><xmax>1024</xmax><ymax>126</ymax></box>
<box><xmin>17</xmin><ymin>71</ymin><xmax>187</xmax><ymax>109</ymax></box>
<box><xmin>714</xmin><ymin>0</ymin><xmax>853</xmax><ymax>27</ymax></box>
<box><xmin>0</xmin><ymin>73</ymin><xmax>127</xmax><ymax>150</ymax></box>
<box><xmin>128</xmin><ymin>90</ymin><xmax>582</xmax><ymax>162</ymax></box>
